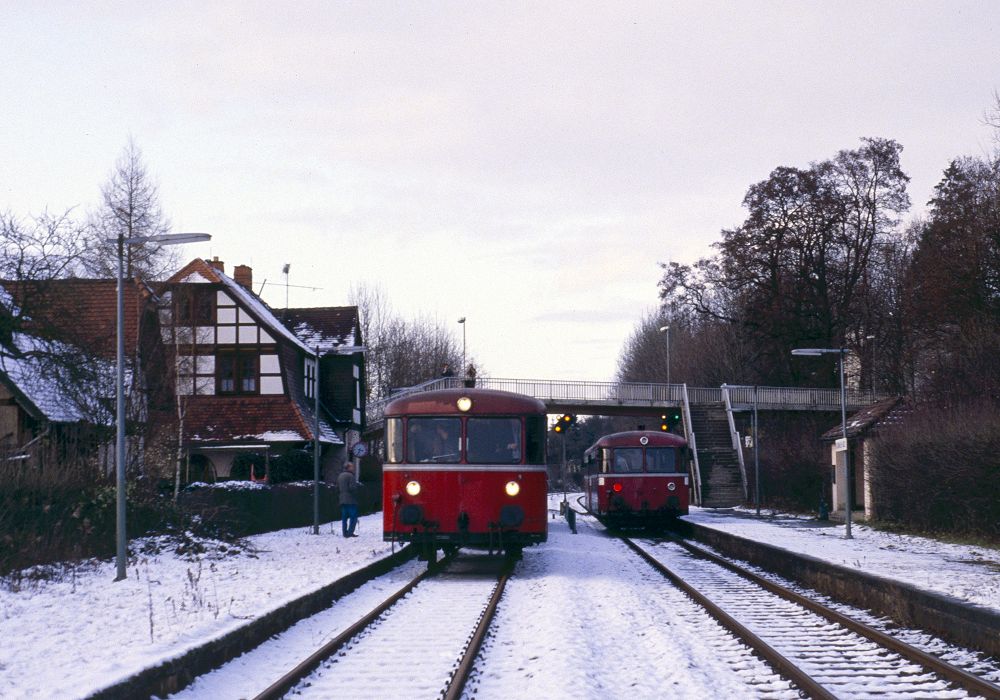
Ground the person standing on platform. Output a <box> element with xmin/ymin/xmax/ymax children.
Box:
<box><xmin>338</xmin><ymin>462</ymin><xmax>360</xmax><ymax>537</ymax></box>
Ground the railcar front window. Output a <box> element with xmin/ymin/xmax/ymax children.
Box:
<box><xmin>646</xmin><ymin>447</ymin><xmax>678</xmax><ymax>473</ymax></box>
<box><xmin>613</xmin><ymin>447</ymin><xmax>643</xmax><ymax>473</ymax></box>
<box><xmin>407</xmin><ymin>417</ymin><xmax>461</xmax><ymax>463</ymax></box>
<box><xmin>385</xmin><ymin>418</ymin><xmax>403</xmax><ymax>463</ymax></box>
<box><xmin>468</xmin><ymin>417</ymin><xmax>521</xmax><ymax>464</ymax></box>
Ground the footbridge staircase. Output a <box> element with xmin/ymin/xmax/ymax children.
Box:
<box><xmin>366</xmin><ymin>378</ymin><xmax>892</xmax><ymax>509</ymax></box>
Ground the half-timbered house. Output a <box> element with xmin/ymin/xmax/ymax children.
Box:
<box><xmin>0</xmin><ymin>260</ymin><xmax>365</xmax><ymax>485</ymax></box>
<box><xmin>159</xmin><ymin>258</ymin><xmax>365</xmax><ymax>482</ymax></box>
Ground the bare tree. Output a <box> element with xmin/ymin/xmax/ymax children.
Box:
<box><xmin>348</xmin><ymin>282</ymin><xmax>466</xmax><ymax>400</ymax></box>
<box><xmin>81</xmin><ymin>138</ymin><xmax>178</xmax><ymax>280</ymax></box>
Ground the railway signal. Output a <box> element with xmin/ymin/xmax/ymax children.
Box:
<box><xmin>552</xmin><ymin>413</ymin><xmax>576</xmax><ymax>434</ymax></box>
<box><xmin>661</xmin><ymin>408</ymin><xmax>681</xmax><ymax>431</ymax></box>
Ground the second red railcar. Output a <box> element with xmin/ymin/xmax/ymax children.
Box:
<box><xmin>583</xmin><ymin>430</ymin><xmax>690</xmax><ymax>526</ymax></box>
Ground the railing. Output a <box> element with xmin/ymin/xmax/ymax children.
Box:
<box><xmin>721</xmin><ymin>385</ymin><xmax>749</xmax><ymax>501</ymax></box>
<box><xmin>681</xmin><ymin>384</ymin><xmax>702</xmax><ymax>506</ymax></box>
<box><xmin>367</xmin><ymin>378</ymin><xmax>896</xmax><ymax>431</ymax></box>
<box><xmin>724</xmin><ymin>385</ymin><xmax>893</xmax><ymax>411</ymax></box>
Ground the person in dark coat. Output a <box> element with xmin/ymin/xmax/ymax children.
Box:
<box><xmin>338</xmin><ymin>462</ymin><xmax>360</xmax><ymax>537</ymax></box>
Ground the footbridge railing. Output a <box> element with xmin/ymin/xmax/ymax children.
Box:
<box><xmin>366</xmin><ymin>378</ymin><xmax>892</xmax><ymax>431</ymax></box>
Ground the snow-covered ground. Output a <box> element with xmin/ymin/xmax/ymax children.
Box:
<box><xmin>685</xmin><ymin>508</ymin><xmax>1000</xmax><ymax>613</ymax></box>
<box><xmin>1</xmin><ymin>498</ymin><xmax>998</xmax><ymax>698</ymax></box>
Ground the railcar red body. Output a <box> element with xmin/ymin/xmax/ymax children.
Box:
<box><xmin>583</xmin><ymin>430</ymin><xmax>690</xmax><ymax>526</ymax></box>
<box><xmin>382</xmin><ymin>388</ymin><xmax>548</xmax><ymax>560</ymax></box>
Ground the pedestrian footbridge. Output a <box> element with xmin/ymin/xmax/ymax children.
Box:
<box><xmin>366</xmin><ymin>377</ymin><xmax>893</xmax><ymax>510</ymax></box>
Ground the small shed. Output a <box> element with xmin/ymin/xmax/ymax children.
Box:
<box><xmin>821</xmin><ymin>396</ymin><xmax>905</xmax><ymax>520</ymax></box>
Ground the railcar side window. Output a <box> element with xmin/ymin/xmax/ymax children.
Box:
<box><xmin>385</xmin><ymin>418</ymin><xmax>404</xmax><ymax>463</ymax></box>
<box><xmin>407</xmin><ymin>417</ymin><xmax>461</xmax><ymax>463</ymax></box>
<box><xmin>613</xmin><ymin>447</ymin><xmax>643</xmax><ymax>473</ymax></box>
<box><xmin>525</xmin><ymin>415</ymin><xmax>546</xmax><ymax>464</ymax></box>
<box><xmin>646</xmin><ymin>447</ymin><xmax>678</xmax><ymax>473</ymax></box>
<box><xmin>600</xmin><ymin>448</ymin><xmax>612</xmax><ymax>473</ymax></box>
<box><xmin>468</xmin><ymin>417</ymin><xmax>521</xmax><ymax>464</ymax></box>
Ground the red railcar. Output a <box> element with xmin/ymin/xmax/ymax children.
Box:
<box><xmin>583</xmin><ymin>430</ymin><xmax>690</xmax><ymax>526</ymax></box>
<box><xmin>382</xmin><ymin>388</ymin><xmax>548</xmax><ymax>561</ymax></box>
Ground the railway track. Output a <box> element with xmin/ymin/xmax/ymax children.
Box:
<box><xmin>252</xmin><ymin>553</ymin><xmax>512</xmax><ymax>699</ymax></box>
<box><xmin>624</xmin><ymin>535</ymin><xmax>1000</xmax><ymax>699</ymax></box>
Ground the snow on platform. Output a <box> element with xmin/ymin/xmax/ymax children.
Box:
<box><xmin>1</xmin><ymin>499</ymin><xmax>997</xmax><ymax>698</ymax></box>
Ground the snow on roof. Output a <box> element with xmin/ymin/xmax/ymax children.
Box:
<box><xmin>184</xmin><ymin>396</ymin><xmax>344</xmax><ymax>446</ymax></box>
<box><xmin>282</xmin><ymin>306</ymin><xmax>359</xmax><ymax>355</ymax></box>
<box><xmin>821</xmin><ymin>397</ymin><xmax>906</xmax><ymax>441</ymax></box>
<box><xmin>165</xmin><ymin>259</ymin><xmax>314</xmax><ymax>355</ymax></box>
<box><xmin>290</xmin><ymin>320</ymin><xmax>356</xmax><ymax>352</ymax></box>
<box><xmin>178</xmin><ymin>271</ymin><xmax>214</xmax><ymax>284</ymax></box>
<box><xmin>215</xmin><ymin>273</ymin><xmax>313</xmax><ymax>354</ymax></box>
<box><xmin>0</xmin><ymin>333</ymin><xmax>118</xmax><ymax>424</ymax></box>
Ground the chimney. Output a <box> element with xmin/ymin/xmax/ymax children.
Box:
<box><xmin>208</xmin><ymin>256</ymin><xmax>225</xmax><ymax>273</ymax></box>
<box><xmin>234</xmin><ymin>264</ymin><xmax>253</xmax><ymax>290</ymax></box>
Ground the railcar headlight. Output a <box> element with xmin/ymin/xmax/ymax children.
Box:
<box><xmin>505</xmin><ymin>480</ymin><xmax>520</xmax><ymax>497</ymax></box>
<box><xmin>667</xmin><ymin>481</ymin><xmax>677</xmax><ymax>491</ymax></box>
<box><xmin>405</xmin><ymin>480</ymin><xmax>421</xmax><ymax>496</ymax></box>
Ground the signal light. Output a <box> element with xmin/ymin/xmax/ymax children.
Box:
<box><xmin>552</xmin><ymin>414</ymin><xmax>577</xmax><ymax>434</ymax></box>
<box><xmin>661</xmin><ymin>409</ymin><xmax>682</xmax><ymax>431</ymax></box>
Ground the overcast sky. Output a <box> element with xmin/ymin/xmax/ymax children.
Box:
<box><xmin>3</xmin><ymin>2</ymin><xmax>999</xmax><ymax>382</ymax></box>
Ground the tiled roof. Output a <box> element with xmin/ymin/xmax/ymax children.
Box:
<box><xmin>183</xmin><ymin>395</ymin><xmax>343</xmax><ymax>446</ymax></box>
<box><xmin>821</xmin><ymin>396</ymin><xmax>906</xmax><ymax>441</ymax></box>
<box><xmin>281</xmin><ymin>306</ymin><xmax>360</xmax><ymax>354</ymax></box>
<box><xmin>1</xmin><ymin>279</ymin><xmax>150</xmax><ymax>359</ymax></box>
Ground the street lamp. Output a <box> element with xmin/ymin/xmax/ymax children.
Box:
<box><xmin>865</xmin><ymin>334</ymin><xmax>876</xmax><ymax>396</ymax></box>
<box><xmin>658</xmin><ymin>325</ymin><xmax>671</xmax><ymax>388</ymax></box>
<box><xmin>457</xmin><ymin>317</ymin><xmax>466</xmax><ymax>376</ymax></box>
<box><xmin>115</xmin><ymin>231</ymin><xmax>211</xmax><ymax>581</ymax></box>
<box><xmin>791</xmin><ymin>347</ymin><xmax>852</xmax><ymax>539</ymax></box>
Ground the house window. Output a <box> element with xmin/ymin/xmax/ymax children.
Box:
<box><xmin>218</xmin><ymin>352</ymin><xmax>258</xmax><ymax>394</ymax></box>
<box><xmin>304</xmin><ymin>358</ymin><xmax>316</xmax><ymax>399</ymax></box>
<box><xmin>175</xmin><ymin>286</ymin><xmax>214</xmax><ymax>325</ymax></box>
<box><xmin>176</xmin><ymin>354</ymin><xmax>216</xmax><ymax>395</ymax></box>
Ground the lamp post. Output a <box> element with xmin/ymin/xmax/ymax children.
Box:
<box><xmin>115</xmin><ymin>231</ymin><xmax>210</xmax><ymax>581</ymax></box>
<box><xmin>753</xmin><ymin>385</ymin><xmax>760</xmax><ymax>517</ymax></box>
<box><xmin>313</xmin><ymin>345</ymin><xmax>321</xmax><ymax>536</ymax></box>
<box><xmin>866</xmin><ymin>334</ymin><xmax>876</xmax><ymax>397</ymax></box>
<box><xmin>458</xmin><ymin>317</ymin><xmax>466</xmax><ymax>376</ymax></box>
<box><xmin>791</xmin><ymin>347</ymin><xmax>852</xmax><ymax>539</ymax></box>
<box><xmin>658</xmin><ymin>325</ymin><xmax>670</xmax><ymax>388</ymax></box>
